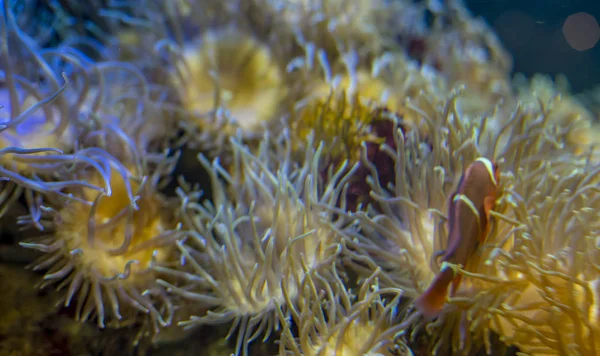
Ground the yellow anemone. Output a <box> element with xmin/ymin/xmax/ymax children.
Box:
<box><xmin>174</xmin><ymin>29</ymin><xmax>286</xmax><ymax>137</ymax></box>
<box><xmin>157</xmin><ymin>130</ymin><xmax>357</xmax><ymax>356</ymax></box>
<box><xmin>277</xmin><ymin>267</ymin><xmax>409</xmax><ymax>356</ymax></box>
<box><xmin>291</xmin><ymin>89</ymin><xmax>384</xmax><ymax>164</ymax></box>
<box><xmin>21</xmin><ymin>159</ymin><xmax>182</xmax><ymax>336</ymax></box>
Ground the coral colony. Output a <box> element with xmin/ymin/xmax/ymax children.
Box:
<box><xmin>0</xmin><ymin>0</ymin><xmax>599</xmax><ymax>355</ymax></box>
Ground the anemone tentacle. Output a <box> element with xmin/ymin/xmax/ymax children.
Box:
<box><xmin>154</xmin><ymin>129</ymin><xmax>357</xmax><ymax>356</ymax></box>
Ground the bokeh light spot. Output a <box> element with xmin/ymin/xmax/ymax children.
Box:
<box><xmin>562</xmin><ymin>12</ymin><xmax>600</xmax><ymax>51</ymax></box>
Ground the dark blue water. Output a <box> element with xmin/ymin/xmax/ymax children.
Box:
<box><xmin>467</xmin><ymin>0</ymin><xmax>600</xmax><ymax>92</ymax></box>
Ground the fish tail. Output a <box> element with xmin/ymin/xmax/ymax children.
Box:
<box><xmin>414</xmin><ymin>268</ymin><xmax>455</xmax><ymax>318</ymax></box>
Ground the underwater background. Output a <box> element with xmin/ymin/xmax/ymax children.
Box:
<box><xmin>0</xmin><ymin>0</ymin><xmax>599</xmax><ymax>355</ymax></box>
<box><xmin>467</xmin><ymin>0</ymin><xmax>600</xmax><ymax>93</ymax></box>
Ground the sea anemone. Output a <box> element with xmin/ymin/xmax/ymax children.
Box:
<box><xmin>276</xmin><ymin>266</ymin><xmax>410</xmax><ymax>356</ymax></box>
<box><xmin>77</xmin><ymin>2</ymin><xmax>291</xmax><ymax>168</ymax></box>
<box><xmin>342</xmin><ymin>107</ymin><xmax>442</xmax><ymax>300</ymax></box>
<box><xmin>273</xmin><ymin>0</ymin><xmax>402</xmax><ymax>65</ymax></box>
<box><xmin>342</xmin><ymin>88</ymin><xmax>596</xmax><ymax>354</ymax></box>
<box><xmin>289</xmin><ymin>89</ymin><xmax>414</xmax><ymax>212</ymax></box>
<box><xmin>290</xmin><ymin>89</ymin><xmax>383</xmax><ymax>166</ymax></box>
<box><xmin>20</xmin><ymin>152</ymin><xmax>184</xmax><ymax>339</ymax></box>
<box><xmin>73</xmin><ymin>58</ymin><xmax>178</xmax><ymax>161</ymax></box>
<box><xmin>0</xmin><ymin>3</ymin><xmax>117</xmax><ymax>228</ymax></box>
<box><xmin>420</xmin><ymin>1</ymin><xmax>513</xmax><ymax>111</ymax></box>
<box><xmin>288</xmin><ymin>45</ymin><xmax>448</xmax><ymax>140</ymax></box>
<box><xmin>162</xmin><ymin>0</ymin><xmax>400</xmax><ymax>66</ymax></box>
<box><xmin>0</xmin><ymin>2</ymin><xmax>75</xmax><ymax>163</ymax></box>
<box><xmin>286</xmin><ymin>49</ymin><xmax>448</xmax><ymax>211</ymax></box>
<box><xmin>458</xmin><ymin>153</ymin><xmax>600</xmax><ymax>355</ymax></box>
<box><xmin>514</xmin><ymin>73</ymin><xmax>598</xmax><ymax>155</ymax></box>
<box><xmin>169</xmin><ymin>28</ymin><xmax>287</xmax><ymax>147</ymax></box>
<box><xmin>156</xmin><ymin>130</ymin><xmax>357</xmax><ymax>356</ymax></box>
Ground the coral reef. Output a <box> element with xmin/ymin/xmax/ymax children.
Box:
<box><xmin>1</xmin><ymin>0</ymin><xmax>598</xmax><ymax>355</ymax></box>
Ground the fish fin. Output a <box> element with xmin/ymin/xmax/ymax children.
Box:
<box><xmin>483</xmin><ymin>196</ymin><xmax>495</xmax><ymax>220</ymax></box>
<box><xmin>481</xmin><ymin>196</ymin><xmax>496</xmax><ymax>244</ymax></box>
<box><xmin>415</xmin><ymin>268</ymin><xmax>454</xmax><ymax>318</ymax></box>
<box><xmin>415</xmin><ymin>288</ymin><xmax>447</xmax><ymax>319</ymax></box>
<box><xmin>444</xmin><ymin>191</ymin><xmax>458</xmax><ymax>249</ymax></box>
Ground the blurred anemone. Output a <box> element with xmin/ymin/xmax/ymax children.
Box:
<box><xmin>459</xmin><ymin>154</ymin><xmax>600</xmax><ymax>355</ymax></box>
<box><xmin>290</xmin><ymin>89</ymin><xmax>383</xmax><ymax>166</ymax></box>
<box><xmin>164</xmin><ymin>0</ymin><xmax>401</xmax><ymax>66</ymax></box>
<box><xmin>1</xmin><ymin>1</ymin><xmax>75</xmax><ymax>157</ymax></box>
<box><xmin>156</xmin><ymin>130</ymin><xmax>357</xmax><ymax>356</ymax></box>
<box><xmin>276</xmin><ymin>266</ymin><xmax>411</xmax><ymax>356</ymax></box>
<box><xmin>278</xmin><ymin>0</ymin><xmax>512</xmax><ymax>121</ymax></box>
<box><xmin>94</xmin><ymin>1</ymin><xmax>175</xmax><ymax>76</ymax></box>
<box><xmin>269</xmin><ymin>0</ymin><xmax>403</xmax><ymax>65</ymax></box>
<box><xmin>20</xmin><ymin>18</ymin><xmax>180</xmax><ymax>161</ymax></box>
<box><xmin>342</xmin><ymin>88</ymin><xmax>597</xmax><ymax>353</ymax></box>
<box><xmin>420</xmin><ymin>0</ymin><xmax>513</xmax><ymax>113</ymax></box>
<box><xmin>163</xmin><ymin>28</ymin><xmax>288</xmax><ymax>161</ymax></box>
<box><xmin>19</xmin><ymin>151</ymin><xmax>184</xmax><ymax>339</ymax></box>
<box><xmin>0</xmin><ymin>3</ymin><xmax>118</xmax><ymax>228</ymax></box>
<box><xmin>289</xmin><ymin>87</ymin><xmax>413</xmax><ymax>211</ymax></box>
<box><xmin>73</xmin><ymin>59</ymin><xmax>178</xmax><ymax>161</ymax></box>
<box><xmin>176</xmin><ymin>29</ymin><xmax>285</xmax><ymax>127</ymax></box>
<box><xmin>514</xmin><ymin>73</ymin><xmax>599</xmax><ymax>155</ymax></box>
<box><xmin>6</xmin><ymin>0</ymin><xmax>141</xmax><ymax>70</ymax></box>
<box><xmin>287</xmin><ymin>42</ymin><xmax>448</xmax><ymax>137</ymax></box>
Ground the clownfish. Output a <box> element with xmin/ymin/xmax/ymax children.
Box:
<box><xmin>415</xmin><ymin>157</ymin><xmax>500</xmax><ymax>318</ymax></box>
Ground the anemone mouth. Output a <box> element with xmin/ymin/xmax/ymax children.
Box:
<box><xmin>418</xmin><ymin>2</ymin><xmax>512</xmax><ymax>88</ymax></box>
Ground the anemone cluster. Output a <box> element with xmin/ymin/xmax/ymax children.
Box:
<box><xmin>1</xmin><ymin>0</ymin><xmax>599</xmax><ymax>355</ymax></box>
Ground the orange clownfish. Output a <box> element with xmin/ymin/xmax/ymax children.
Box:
<box><xmin>415</xmin><ymin>157</ymin><xmax>500</xmax><ymax>318</ymax></box>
